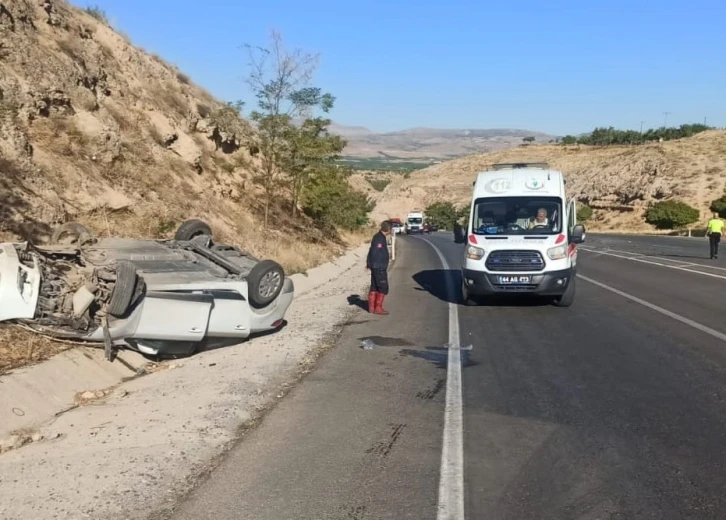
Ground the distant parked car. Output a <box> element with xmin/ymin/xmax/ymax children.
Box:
<box><xmin>0</xmin><ymin>219</ymin><xmax>294</xmax><ymax>359</ymax></box>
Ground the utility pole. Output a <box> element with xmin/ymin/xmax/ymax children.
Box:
<box><xmin>640</xmin><ymin>121</ymin><xmax>645</xmax><ymax>134</ymax></box>
<box><xmin>663</xmin><ymin>112</ymin><xmax>671</xmax><ymax>127</ymax></box>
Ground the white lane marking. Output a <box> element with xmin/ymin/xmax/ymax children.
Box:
<box><xmin>580</xmin><ymin>248</ymin><xmax>726</xmax><ymax>281</ymax></box>
<box><xmin>415</xmin><ymin>236</ymin><xmax>465</xmax><ymax>520</ymax></box>
<box><xmin>585</xmin><ymin>245</ymin><xmax>726</xmax><ymax>272</ymax></box>
<box><xmin>590</xmin><ymin>246</ymin><xmax>726</xmax><ymax>272</ymax></box>
<box><xmin>578</xmin><ymin>274</ymin><xmax>726</xmax><ymax>343</ymax></box>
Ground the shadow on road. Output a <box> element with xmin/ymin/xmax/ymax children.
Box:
<box><xmin>347</xmin><ymin>294</ymin><xmax>369</xmax><ymax>312</ymax></box>
<box><xmin>412</xmin><ymin>269</ymin><xmax>462</xmax><ymax>304</ymax></box>
<box><xmin>399</xmin><ymin>346</ymin><xmax>479</xmax><ymax>370</ymax></box>
<box><xmin>412</xmin><ymin>269</ymin><xmax>553</xmax><ymax>307</ymax></box>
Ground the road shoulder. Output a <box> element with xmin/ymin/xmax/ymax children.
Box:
<box><xmin>169</xmin><ymin>235</ymin><xmax>448</xmax><ymax>520</ymax></box>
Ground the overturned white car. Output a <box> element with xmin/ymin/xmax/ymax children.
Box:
<box><xmin>0</xmin><ymin>219</ymin><xmax>294</xmax><ymax>359</ymax></box>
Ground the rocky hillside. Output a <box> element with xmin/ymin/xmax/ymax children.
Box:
<box><xmin>371</xmin><ymin>130</ymin><xmax>726</xmax><ymax>231</ymax></box>
<box><xmin>0</xmin><ymin>0</ymin><xmax>361</xmax><ymax>274</ymax></box>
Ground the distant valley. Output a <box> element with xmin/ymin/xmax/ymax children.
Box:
<box><xmin>329</xmin><ymin>122</ymin><xmax>558</xmax><ymax>169</ymax></box>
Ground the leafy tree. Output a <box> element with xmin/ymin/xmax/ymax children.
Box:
<box><xmin>240</xmin><ymin>30</ymin><xmax>373</xmax><ymax>231</ymax></box>
<box><xmin>562</xmin><ymin>123</ymin><xmax>712</xmax><ymax>147</ymax></box>
<box><xmin>577</xmin><ymin>203</ymin><xmax>593</xmax><ymax>222</ymax></box>
<box><xmin>709</xmin><ymin>196</ymin><xmax>726</xmax><ymax>218</ymax></box>
<box><xmin>242</xmin><ymin>30</ymin><xmax>323</xmax><ymax>228</ymax></box>
<box><xmin>302</xmin><ymin>167</ymin><xmax>374</xmax><ymax>230</ymax></box>
<box><xmin>425</xmin><ymin>202</ymin><xmax>457</xmax><ymax>229</ymax></box>
<box><xmin>645</xmin><ymin>200</ymin><xmax>700</xmax><ymax>230</ymax></box>
<box><xmin>284</xmin><ymin>113</ymin><xmax>346</xmax><ymax>218</ymax></box>
<box><xmin>522</xmin><ymin>136</ymin><xmax>535</xmax><ymax>143</ymax></box>
<box><xmin>425</xmin><ymin>201</ymin><xmax>469</xmax><ymax>230</ymax></box>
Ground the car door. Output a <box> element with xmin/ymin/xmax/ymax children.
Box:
<box><xmin>132</xmin><ymin>292</ymin><xmax>213</xmax><ymax>342</ymax></box>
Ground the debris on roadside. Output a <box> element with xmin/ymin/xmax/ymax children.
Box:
<box><xmin>0</xmin><ymin>430</ymin><xmax>62</xmax><ymax>455</ymax></box>
<box><xmin>361</xmin><ymin>338</ymin><xmax>376</xmax><ymax>350</ymax></box>
<box><xmin>74</xmin><ymin>384</ymin><xmax>133</xmax><ymax>406</ymax></box>
<box><xmin>75</xmin><ymin>388</ymin><xmax>113</xmax><ymax>406</ymax></box>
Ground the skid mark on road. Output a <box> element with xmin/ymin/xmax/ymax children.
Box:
<box><xmin>365</xmin><ymin>423</ymin><xmax>407</xmax><ymax>458</ymax></box>
<box><xmin>338</xmin><ymin>505</ymin><xmax>368</xmax><ymax>519</ymax></box>
<box><xmin>417</xmin><ymin>378</ymin><xmax>446</xmax><ymax>400</ymax></box>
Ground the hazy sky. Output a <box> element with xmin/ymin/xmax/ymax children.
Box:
<box><xmin>72</xmin><ymin>0</ymin><xmax>725</xmax><ymax>135</ymax></box>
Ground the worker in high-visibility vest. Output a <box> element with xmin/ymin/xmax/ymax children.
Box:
<box><xmin>706</xmin><ymin>212</ymin><xmax>725</xmax><ymax>259</ymax></box>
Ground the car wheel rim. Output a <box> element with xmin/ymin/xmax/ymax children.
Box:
<box><xmin>259</xmin><ymin>271</ymin><xmax>281</xmax><ymax>298</ymax></box>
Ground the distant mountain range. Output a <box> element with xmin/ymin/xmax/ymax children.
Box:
<box><xmin>329</xmin><ymin>123</ymin><xmax>558</xmax><ymax>160</ymax></box>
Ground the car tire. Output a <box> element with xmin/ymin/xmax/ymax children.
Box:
<box><xmin>461</xmin><ymin>281</ymin><xmax>478</xmax><ymax>306</ymax></box>
<box><xmin>553</xmin><ymin>275</ymin><xmax>576</xmax><ymax>307</ymax></box>
<box><xmin>108</xmin><ymin>261</ymin><xmax>141</xmax><ymax>317</ymax></box>
<box><xmin>174</xmin><ymin>219</ymin><xmax>213</xmax><ymax>241</ymax></box>
<box><xmin>247</xmin><ymin>260</ymin><xmax>285</xmax><ymax>308</ymax></box>
<box><xmin>51</xmin><ymin>222</ymin><xmax>93</xmax><ymax>245</ymax></box>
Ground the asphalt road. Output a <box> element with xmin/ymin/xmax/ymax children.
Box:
<box><xmin>170</xmin><ymin>232</ymin><xmax>726</xmax><ymax>520</ymax></box>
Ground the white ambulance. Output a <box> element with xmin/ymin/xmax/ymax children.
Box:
<box><xmin>405</xmin><ymin>210</ymin><xmax>425</xmax><ymax>234</ymax></box>
<box><xmin>460</xmin><ymin>162</ymin><xmax>586</xmax><ymax>307</ymax></box>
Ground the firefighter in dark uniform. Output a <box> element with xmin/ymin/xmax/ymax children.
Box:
<box><xmin>366</xmin><ymin>220</ymin><xmax>392</xmax><ymax>315</ymax></box>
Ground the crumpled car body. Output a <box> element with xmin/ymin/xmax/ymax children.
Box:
<box><xmin>0</xmin><ymin>220</ymin><xmax>294</xmax><ymax>358</ymax></box>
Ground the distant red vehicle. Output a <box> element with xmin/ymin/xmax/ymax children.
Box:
<box><xmin>389</xmin><ymin>217</ymin><xmax>404</xmax><ymax>234</ymax></box>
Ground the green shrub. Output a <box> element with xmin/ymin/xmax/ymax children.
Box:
<box><xmin>425</xmin><ymin>201</ymin><xmax>466</xmax><ymax>230</ymax></box>
<box><xmin>709</xmin><ymin>196</ymin><xmax>726</xmax><ymax>218</ymax></box>
<box><xmin>645</xmin><ymin>200</ymin><xmax>700</xmax><ymax>229</ymax></box>
<box><xmin>577</xmin><ymin>203</ymin><xmax>593</xmax><ymax>222</ymax></box>
<box><xmin>303</xmin><ymin>168</ymin><xmax>374</xmax><ymax>230</ymax></box>
<box><xmin>563</xmin><ymin>123</ymin><xmax>712</xmax><ymax>147</ymax></box>
<box><xmin>84</xmin><ymin>6</ymin><xmax>109</xmax><ymax>24</ymax></box>
<box><xmin>368</xmin><ymin>178</ymin><xmax>391</xmax><ymax>192</ymax></box>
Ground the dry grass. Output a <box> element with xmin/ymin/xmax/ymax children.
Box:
<box><xmin>148</xmin><ymin>125</ymin><xmax>167</xmax><ymax>147</ymax></box>
<box><xmin>150</xmin><ymin>81</ymin><xmax>189</xmax><ymax>118</ymax></box>
<box><xmin>30</xmin><ymin>116</ymin><xmax>91</xmax><ymax>157</ymax></box>
<box><xmin>176</xmin><ymin>71</ymin><xmax>191</xmax><ymax>85</ymax></box>
<box><xmin>0</xmin><ymin>327</ymin><xmax>75</xmax><ymax>375</ymax></box>
<box><xmin>103</xmin><ymin>102</ymin><xmax>134</xmax><ymax>131</ymax></box>
<box><xmin>196</xmin><ymin>103</ymin><xmax>212</xmax><ymax>118</ymax></box>
<box><xmin>57</xmin><ymin>37</ymin><xmax>84</xmax><ymax>63</ymax></box>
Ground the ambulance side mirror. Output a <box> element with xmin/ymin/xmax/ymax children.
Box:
<box><xmin>570</xmin><ymin>225</ymin><xmax>586</xmax><ymax>244</ymax></box>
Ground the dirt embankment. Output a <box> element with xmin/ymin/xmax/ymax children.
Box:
<box><xmin>370</xmin><ymin>130</ymin><xmax>726</xmax><ymax>232</ymax></box>
<box><xmin>0</xmin><ymin>0</ymin><xmax>365</xmax><ymax>269</ymax></box>
<box><xmin>0</xmin><ymin>0</ymin><xmax>371</xmax><ymax>373</ymax></box>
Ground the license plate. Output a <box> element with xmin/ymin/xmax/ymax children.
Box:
<box><xmin>498</xmin><ymin>275</ymin><xmax>532</xmax><ymax>284</ymax></box>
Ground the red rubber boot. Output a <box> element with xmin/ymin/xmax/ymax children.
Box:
<box><xmin>374</xmin><ymin>293</ymin><xmax>389</xmax><ymax>315</ymax></box>
<box><xmin>367</xmin><ymin>291</ymin><xmax>378</xmax><ymax>313</ymax></box>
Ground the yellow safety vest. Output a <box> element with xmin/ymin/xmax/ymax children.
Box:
<box><xmin>707</xmin><ymin>218</ymin><xmax>725</xmax><ymax>234</ymax></box>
